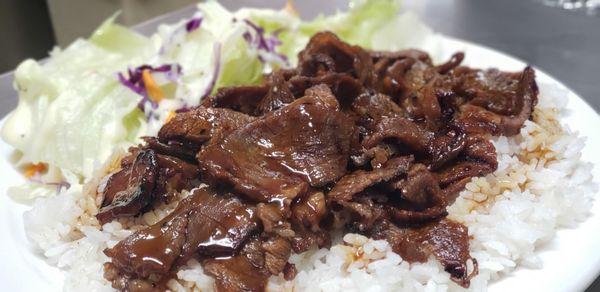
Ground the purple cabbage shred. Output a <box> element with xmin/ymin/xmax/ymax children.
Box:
<box><xmin>242</xmin><ymin>19</ymin><xmax>289</xmax><ymax>65</ymax></box>
<box><xmin>185</xmin><ymin>17</ymin><xmax>203</xmax><ymax>32</ymax></box>
<box><xmin>116</xmin><ymin>63</ymin><xmax>182</xmax><ymax>112</ymax></box>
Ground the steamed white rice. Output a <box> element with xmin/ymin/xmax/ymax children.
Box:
<box><xmin>21</xmin><ymin>81</ymin><xmax>597</xmax><ymax>292</ymax></box>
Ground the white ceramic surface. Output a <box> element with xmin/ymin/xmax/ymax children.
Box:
<box><xmin>0</xmin><ymin>35</ymin><xmax>599</xmax><ymax>292</ymax></box>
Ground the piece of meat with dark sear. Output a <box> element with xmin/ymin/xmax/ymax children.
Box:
<box><xmin>327</xmin><ymin>156</ymin><xmax>413</xmax><ymax>205</ymax></box>
<box><xmin>369</xmin><ymin>49</ymin><xmax>433</xmax><ymax>65</ymax></box>
<box><xmin>436</xmin><ymin>134</ymin><xmax>498</xmax><ymax>201</ymax></box>
<box><xmin>201</xmin><ymin>70</ymin><xmax>303</xmax><ymax>116</ymax></box>
<box><xmin>153</xmin><ymin>153</ymin><xmax>200</xmax><ymax>203</ymax></box>
<box><xmin>198</xmin><ymin>85</ymin><xmax>354</xmax><ymax>204</ymax></box>
<box><xmin>453</xmin><ymin>66</ymin><xmax>538</xmax><ymax>136</ymax></box>
<box><xmin>361</xmin><ymin>115</ymin><xmax>471</xmax><ymax>170</ymax></box>
<box><xmin>435</xmin><ymin>52</ymin><xmax>465</xmax><ymax>74</ymax></box>
<box><xmin>369</xmin><ymin>50</ymin><xmax>459</xmax><ymax>126</ymax></box>
<box><xmin>288</xmin><ymin>73</ymin><xmax>364</xmax><ymax>106</ymax></box>
<box><xmin>261</xmin><ymin>236</ymin><xmax>293</xmax><ymax>275</ymax></box>
<box><xmin>337</xmin><ymin>161</ymin><xmax>448</xmax><ymax>230</ymax></box>
<box><xmin>386</xmin><ymin>163</ymin><xmax>447</xmax><ymax>207</ymax></box>
<box><xmin>96</xmin><ymin>146</ymin><xmax>201</xmax><ymax>224</ymax></box>
<box><xmin>143</xmin><ymin>136</ymin><xmax>197</xmax><ymax>162</ymax></box>
<box><xmin>339</xmin><ymin>190</ymin><xmax>389</xmax><ymax>233</ymax></box>
<box><xmin>298</xmin><ymin>31</ymin><xmax>373</xmax><ymax>85</ymax></box>
<box><xmin>362</xmin><ymin>116</ymin><xmax>433</xmax><ymax>154</ymax></box>
<box><xmin>203</xmin><ymin>248</ymin><xmax>269</xmax><ymax>292</ymax></box>
<box><xmin>97</xmin><ymin>149</ymin><xmax>158</xmax><ymax>224</ymax></box>
<box><xmin>289</xmin><ymin>190</ymin><xmax>332</xmax><ymax>253</ymax></box>
<box><xmin>425</xmin><ymin>128</ymin><xmax>467</xmax><ymax>169</ymax></box>
<box><xmin>255</xmin><ymin>71</ymin><xmax>296</xmax><ymax>115</ymax></box>
<box><xmin>370</xmin><ymin>49</ymin><xmax>429</xmax><ymax>97</ymax></box>
<box><xmin>103</xmin><ymin>186</ymin><xmax>258</xmax><ymax>288</ymax></box>
<box><xmin>158</xmin><ymin>106</ymin><xmax>256</xmax><ymax>147</ymax></box>
<box><xmin>201</xmin><ymin>85</ymin><xmax>269</xmax><ymax>115</ymax></box>
<box><xmin>291</xmin><ymin>191</ymin><xmax>328</xmax><ymax>232</ymax></box>
<box><xmin>371</xmin><ymin>219</ymin><xmax>478</xmax><ymax>288</ymax></box>
<box><xmin>384</xmin><ymin>164</ymin><xmax>449</xmax><ymax>224</ymax></box>
<box><xmin>350</xmin><ymin>92</ymin><xmax>405</xmax><ymax>132</ymax></box>
<box><xmin>290</xmin><ymin>228</ymin><xmax>332</xmax><ymax>254</ymax></box>
<box><xmin>350</xmin><ymin>142</ymin><xmax>400</xmax><ymax>168</ymax></box>
<box><xmin>256</xmin><ymin>202</ymin><xmax>299</xmax><ymax>240</ymax></box>
<box><xmin>204</xmin><ymin>235</ymin><xmax>292</xmax><ymax>292</ymax></box>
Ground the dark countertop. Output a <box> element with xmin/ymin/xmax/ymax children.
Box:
<box><xmin>0</xmin><ymin>0</ymin><xmax>598</xmax><ymax>290</ymax></box>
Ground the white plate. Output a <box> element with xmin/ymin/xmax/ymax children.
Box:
<box><xmin>0</xmin><ymin>35</ymin><xmax>599</xmax><ymax>292</ymax></box>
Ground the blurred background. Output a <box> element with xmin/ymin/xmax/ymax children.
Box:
<box><xmin>0</xmin><ymin>0</ymin><xmax>599</xmax><ymax>290</ymax></box>
<box><xmin>0</xmin><ymin>0</ymin><xmax>198</xmax><ymax>71</ymax></box>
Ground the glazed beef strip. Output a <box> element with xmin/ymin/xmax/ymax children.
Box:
<box><xmin>201</xmin><ymin>85</ymin><xmax>269</xmax><ymax>115</ymax></box>
<box><xmin>97</xmin><ymin>149</ymin><xmax>158</xmax><ymax>224</ymax></box>
<box><xmin>328</xmin><ymin>156</ymin><xmax>414</xmax><ymax>205</ymax></box>
<box><xmin>103</xmin><ymin>186</ymin><xmax>258</xmax><ymax>290</ymax></box>
<box><xmin>371</xmin><ymin>219</ymin><xmax>477</xmax><ymax>287</ymax></box>
<box><xmin>204</xmin><ymin>235</ymin><xmax>293</xmax><ymax>292</ymax></box>
<box><xmin>158</xmin><ymin>106</ymin><xmax>256</xmax><ymax>147</ymax></box>
<box><xmin>96</xmin><ymin>145</ymin><xmax>201</xmax><ymax>224</ymax></box>
<box><xmin>197</xmin><ymin>85</ymin><xmax>354</xmax><ymax>204</ymax></box>
<box><xmin>100</xmin><ymin>31</ymin><xmax>539</xmax><ymax>291</ymax></box>
<box><xmin>453</xmin><ymin>66</ymin><xmax>538</xmax><ymax>136</ymax></box>
<box><xmin>152</xmin><ymin>153</ymin><xmax>201</xmax><ymax>202</ymax></box>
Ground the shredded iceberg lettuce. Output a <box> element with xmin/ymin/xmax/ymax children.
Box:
<box><xmin>90</xmin><ymin>13</ymin><xmax>156</xmax><ymax>59</ymax></box>
<box><xmin>1</xmin><ymin>36</ymin><xmax>150</xmax><ymax>179</ymax></box>
<box><xmin>1</xmin><ymin>0</ymin><xmax>437</xmax><ymax>200</ymax></box>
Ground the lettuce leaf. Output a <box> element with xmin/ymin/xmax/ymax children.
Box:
<box><xmin>1</xmin><ymin>30</ymin><xmax>149</xmax><ymax>178</ymax></box>
<box><xmin>89</xmin><ymin>13</ymin><xmax>155</xmax><ymax>59</ymax></box>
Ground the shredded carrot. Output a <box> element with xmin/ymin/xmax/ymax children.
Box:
<box><xmin>285</xmin><ymin>0</ymin><xmax>299</xmax><ymax>16</ymax></box>
<box><xmin>165</xmin><ymin>110</ymin><xmax>176</xmax><ymax>123</ymax></box>
<box><xmin>142</xmin><ymin>69</ymin><xmax>165</xmax><ymax>104</ymax></box>
<box><xmin>24</xmin><ymin>163</ymin><xmax>47</xmax><ymax>178</ymax></box>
